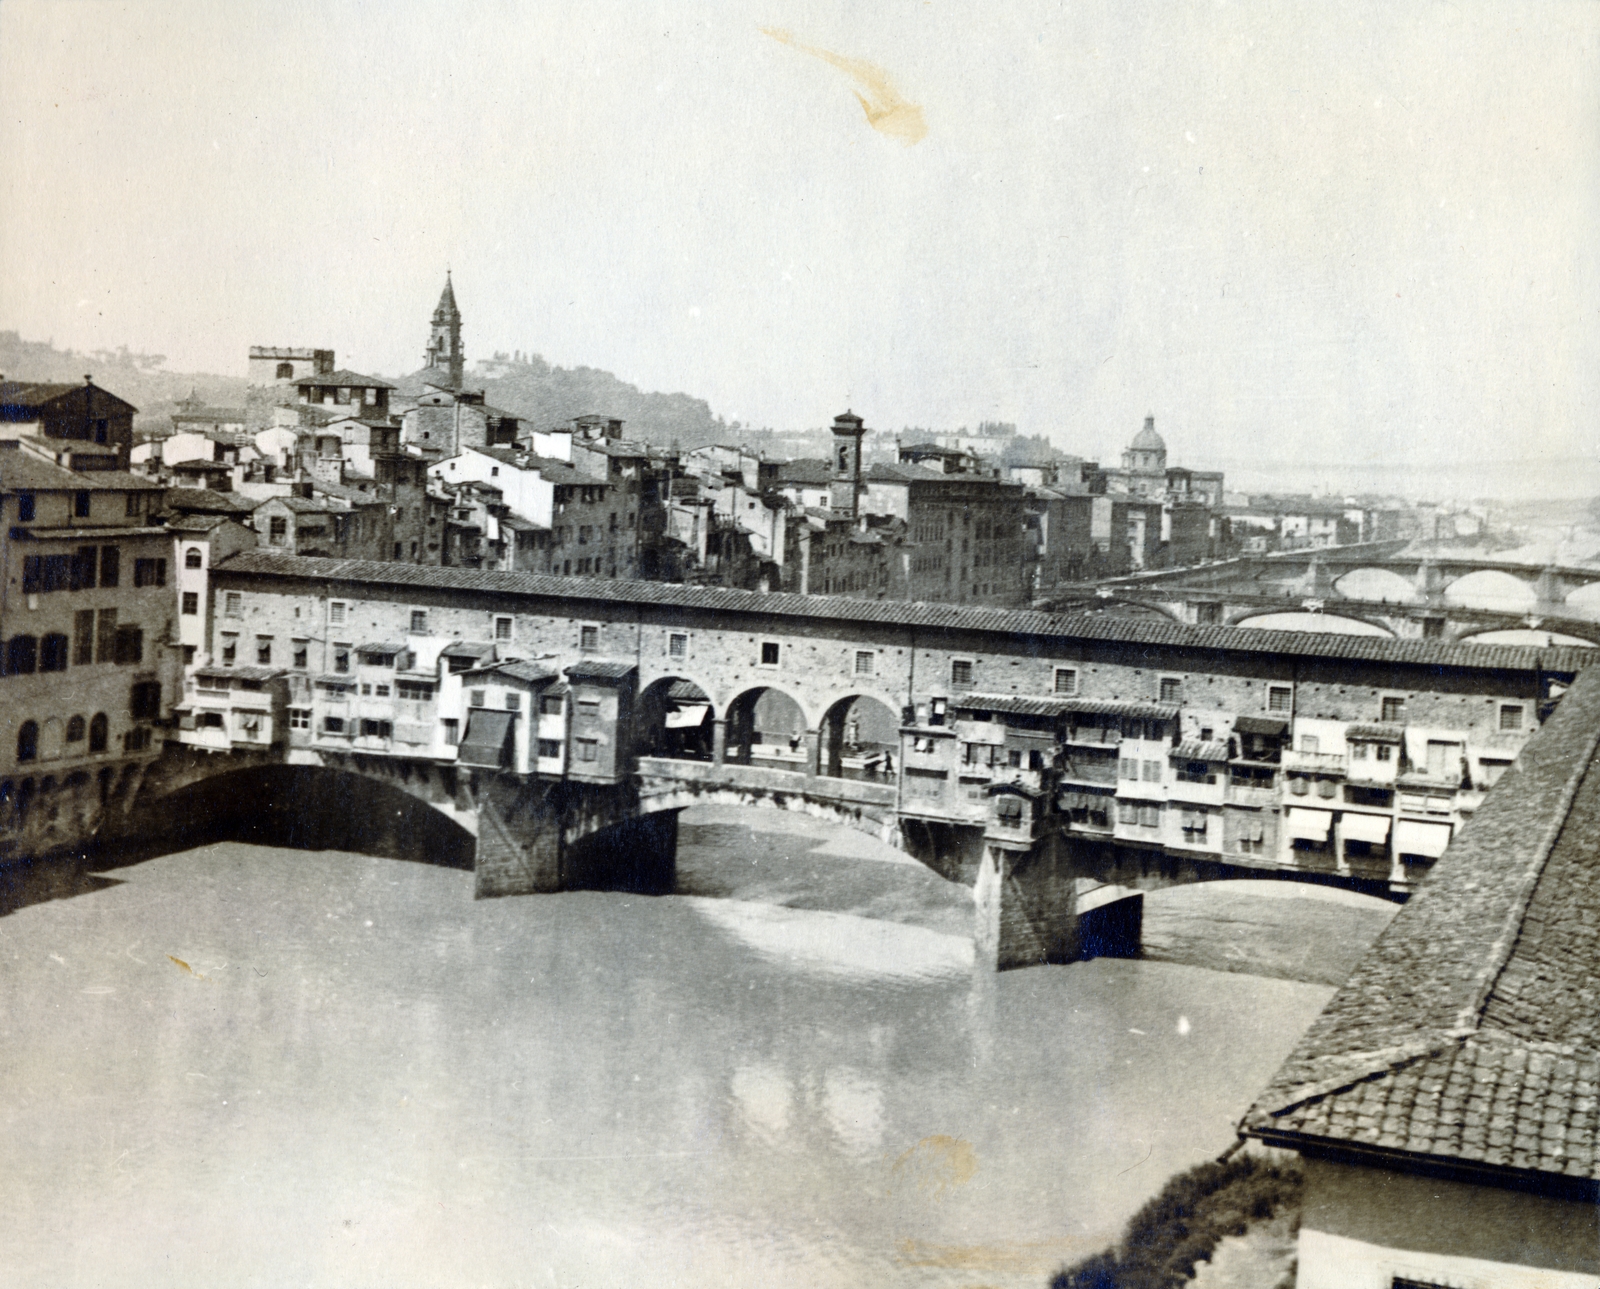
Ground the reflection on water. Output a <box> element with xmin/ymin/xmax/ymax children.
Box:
<box><xmin>0</xmin><ymin>809</ymin><xmax>1387</xmax><ymax>1289</ymax></box>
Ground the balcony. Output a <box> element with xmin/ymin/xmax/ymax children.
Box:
<box><xmin>1227</xmin><ymin>781</ymin><xmax>1278</xmax><ymax>808</ymax></box>
<box><xmin>1281</xmin><ymin>749</ymin><xmax>1347</xmax><ymax>776</ymax></box>
<box><xmin>1168</xmin><ymin>774</ymin><xmax>1226</xmax><ymax>807</ymax></box>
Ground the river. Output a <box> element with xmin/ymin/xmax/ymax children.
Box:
<box><xmin>0</xmin><ymin>805</ymin><xmax>1394</xmax><ymax>1289</ymax></box>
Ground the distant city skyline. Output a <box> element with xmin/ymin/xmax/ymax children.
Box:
<box><xmin>2</xmin><ymin>1</ymin><xmax>1597</xmax><ymax>485</ymax></box>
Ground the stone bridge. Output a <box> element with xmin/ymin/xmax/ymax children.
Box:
<box><xmin>40</xmin><ymin>549</ymin><xmax>1593</xmax><ymax>973</ymax></box>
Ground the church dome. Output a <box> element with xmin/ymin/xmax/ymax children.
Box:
<box><xmin>1129</xmin><ymin>415</ymin><xmax>1165</xmax><ymax>452</ymax></box>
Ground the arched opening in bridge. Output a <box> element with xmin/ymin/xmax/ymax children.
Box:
<box><xmin>1456</xmin><ymin>627</ymin><xmax>1599</xmax><ymax>648</ymax></box>
<box><xmin>1556</xmin><ymin>582</ymin><xmax>1600</xmax><ymax>617</ymax></box>
<box><xmin>723</xmin><ymin>686</ymin><xmax>807</xmax><ymax>770</ymax></box>
<box><xmin>817</xmin><ymin>694</ymin><xmax>902</xmax><ymax>781</ymax></box>
<box><xmin>1232</xmin><ymin>611</ymin><xmax>1393</xmax><ymax>637</ymax></box>
<box><xmin>1443</xmin><ymin>570</ymin><xmax>1538</xmax><ymax>613</ymax></box>
<box><xmin>1137</xmin><ymin>877</ymin><xmax>1401</xmax><ymax>986</ymax></box>
<box><xmin>637</xmin><ymin>677</ymin><xmax>715</xmax><ymax>762</ymax></box>
<box><xmin>99</xmin><ymin>763</ymin><xmax>476</xmax><ymax>873</ymax></box>
<box><xmin>1332</xmin><ymin>568</ymin><xmax>1421</xmax><ymax>603</ymax></box>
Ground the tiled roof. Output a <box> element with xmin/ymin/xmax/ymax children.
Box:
<box><xmin>464</xmin><ymin>659</ymin><xmax>556</xmax><ymax>685</ymax></box>
<box><xmin>0</xmin><ymin>451</ymin><xmax>162</xmax><ymax>492</ymax></box>
<box><xmin>956</xmin><ymin>693</ymin><xmax>1074</xmax><ymax>718</ymax></box>
<box><xmin>159</xmin><ymin>487</ymin><xmax>256</xmax><ymax>514</ymax></box>
<box><xmin>207</xmin><ymin>551</ymin><xmax>1598</xmax><ymax>677</ymax></box>
<box><xmin>1173</xmin><ymin>739</ymin><xmax>1230</xmax><ymax>761</ymax></box>
<box><xmin>1347</xmin><ymin>722</ymin><xmax>1405</xmax><ymax>742</ymax></box>
<box><xmin>296</xmin><ymin>369</ymin><xmax>396</xmax><ymax>390</ymax></box>
<box><xmin>566</xmin><ymin>659</ymin><xmax>637</xmax><ymax>681</ymax></box>
<box><xmin>1234</xmin><ymin>715</ymin><xmax>1290</xmax><ymax>736</ymax></box>
<box><xmin>1</xmin><ymin>380</ymin><xmax>137</xmax><ymax>413</ymax></box>
<box><xmin>777</xmin><ymin>459</ymin><xmax>832</xmax><ymax>486</ymax></box>
<box><xmin>1242</xmin><ymin>665</ymin><xmax>1600</xmax><ymax>1187</ymax></box>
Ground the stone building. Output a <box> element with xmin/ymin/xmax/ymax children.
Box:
<box><xmin>0</xmin><ymin>441</ymin><xmax>179</xmax><ymax>856</ymax></box>
<box><xmin>0</xmin><ymin>377</ymin><xmax>137</xmax><ymax>471</ymax></box>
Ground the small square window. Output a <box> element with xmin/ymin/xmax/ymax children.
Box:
<box><xmin>505</xmin><ymin>693</ymin><xmax>521</xmax><ymax>711</ymax></box>
<box><xmin>288</xmin><ymin>708</ymin><xmax>311</xmax><ymax>730</ymax></box>
<box><xmin>495</xmin><ymin>617</ymin><xmax>513</xmax><ymax>641</ymax></box>
<box><xmin>470</xmin><ymin>689</ymin><xmax>487</xmax><ymax>708</ymax></box>
<box><xmin>669</xmin><ymin>633</ymin><xmax>688</xmax><ymax>659</ymax></box>
<box><xmin>761</xmin><ymin>641</ymin><xmax>780</xmax><ymax>666</ymax></box>
<box><xmin>181</xmin><ymin>592</ymin><xmax>199</xmax><ymax>615</ymax></box>
<box><xmin>1054</xmin><ymin>668</ymin><xmax>1077</xmax><ymax>695</ymax></box>
<box><xmin>329</xmin><ymin>601</ymin><xmax>347</xmax><ymax>626</ymax></box>
<box><xmin>410</xmin><ymin>610</ymin><xmax>428</xmax><ymax>634</ymax></box>
<box><xmin>1381</xmin><ymin>696</ymin><xmax>1406</xmax><ymax>723</ymax></box>
<box><xmin>580</xmin><ymin>624</ymin><xmax>599</xmax><ymax>650</ymax></box>
<box><xmin>950</xmin><ymin>659</ymin><xmax>973</xmax><ymax>687</ymax></box>
<box><xmin>1268</xmin><ymin>686</ymin><xmax>1291</xmax><ymax>712</ymax></box>
<box><xmin>1159</xmin><ymin>677</ymin><xmax>1182</xmax><ymax>703</ymax></box>
<box><xmin>854</xmin><ymin>650</ymin><xmax>874</xmax><ymax>676</ymax></box>
<box><xmin>1499</xmin><ymin>705</ymin><xmax>1523</xmax><ymax>731</ymax></box>
<box><xmin>538</xmin><ymin>739</ymin><xmax>562</xmax><ymax>759</ymax></box>
<box><xmin>577</xmin><ymin>737</ymin><xmax>598</xmax><ymax>763</ymax></box>
<box><xmin>1376</xmin><ymin>744</ymin><xmax>1394</xmax><ymax>762</ymax></box>
<box><xmin>1300</xmin><ymin>735</ymin><xmax>1319</xmax><ymax>754</ymax></box>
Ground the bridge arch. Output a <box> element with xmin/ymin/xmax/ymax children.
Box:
<box><xmin>816</xmin><ymin>692</ymin><xmax>902</xmax><ymax>781</ymax></box>
<box><xmin>1456</xmin><ymin>626</ymin><xmax>1600</xmax><ymax>648</ymax></box>
<box><xmin>723</xmin><ymin>684</ymin><xmax>810</xmax><ymax>769</ymax></box>
<box><xmin>1228</xmin><ymin>609</ymin><xmax>1394</xmax><ymax>637</ymax></box>
<box><xmin>1560</xmin><ymin>582</ymin><xmax>1600</xmax><ymax>614</ymax></box>
<box><xmin>114</xmin><ymin>759</ymin><xmax>478</xmax><ymax>869</ymax></box>
<box><xmin>637</xmin><ymin>675</ymin><xmax>717</xmax><ymax>762</ymax></box>
<box><xmin>1048</xmin><ymin>596</ymin><xmax>1187</xmax><ymax>624</ymax></box>
<box><xmin>1332</xmin><ymin>567</ymin><xmax>1421</xmax><ymax>603</ymax></box>
<box><xmin>1442</xmin><ymin>569</ymin><xmax>1538</xmax><ymax>611</ymax></box>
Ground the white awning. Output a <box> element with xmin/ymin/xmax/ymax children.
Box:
<box><xmin>1395</xmin><ymin>819</ymin><xmax>1453</xmax><ymax>859</ymax></box>
<box><xmin>665</xmin><ymin>704</ymin><xmax>709</xmax><ymax>729</ymax></box>
<box><xmin>1340</xmin><ymin>812</ymin><xmax>1392</xmax><ymax>845</ymax></box>
<box><xmin>1286</xmin><ymin>807</ymin><xmax>1333</xmax><ymax>842</ymax></box>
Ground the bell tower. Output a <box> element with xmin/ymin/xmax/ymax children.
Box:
<box><xmin>829</xmin><ymin>409</ymin><xmax>867</xmax><ymax>516</ymax></box>
<box><xmin>423</xmin><ymin>271</ymin><xmax>464</xmax><ymax>389</ymax></box>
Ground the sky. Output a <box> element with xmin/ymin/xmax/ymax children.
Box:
<box><xmin>2</xmin><ymin>1</ymin><xmax>1598</xmax><ymax>491</ymax></box>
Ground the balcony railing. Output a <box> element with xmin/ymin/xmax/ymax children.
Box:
<box><xmin>1281</xmin><ymin>750</ymin><xmax>1348</xmax><ymax>775</ymax></box>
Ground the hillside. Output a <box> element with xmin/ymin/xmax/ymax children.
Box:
<box><xmin>446</xmin><ymin>353</ymin><xmax>736</xmax><ymax>449</ymax></box>
<box><xmin>0</xmin><ymin>331</ymin><xmax>251</xmax><ymax>432</ymax></box>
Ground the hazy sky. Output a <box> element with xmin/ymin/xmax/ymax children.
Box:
<box><xmin>2</xmin><ymin>1</ymin><xmax>1598</xmax><ymax>482</ymax></box>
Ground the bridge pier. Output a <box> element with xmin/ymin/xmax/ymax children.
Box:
<box><xmin>973</xmin><ymin>833</ymin><xmax>1146</xmax><ymax>971</ymax></box>
<box><xmin>472</xmin><ymin>774</ymin><xmax>678</xmax><ymax>899</ymax></box>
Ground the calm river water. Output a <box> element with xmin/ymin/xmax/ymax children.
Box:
<box><xmin>0</xmin><ymin>806</ymin><xmax>1393</xmax><ymax>1289</ymax></box>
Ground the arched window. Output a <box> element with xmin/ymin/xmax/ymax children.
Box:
<box><xmin>88</xmin><ymin>713</ymin><xmax>108</xmax><ymax>754</ymax></box>
<box><xmin>276</xmin><ymin>362</ymin><xmax>294</xmax><ymax>379</ymax></box>
<box><xmin>39</xmin><ymin>634</ymin><xmax>69</xmax><ymax>673</ymax></box>
<box><xmin>185</xmin><ymin>547</ymin><xmax>204</xmax><ymax>569</ymax></box>
<box><xmin>66</xmin><ymin>715</ymin><xmax>86</xmax><ymax>743</ymax></box>
<box><xmin>6</xmin><ymin>635</ymin><xmax>37</xmax><ymax>676</ymax></box>
<box><xmin>17</xmin><ymin>721</ymin><xmax>38</xmax><ymax>763</ymax></box>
